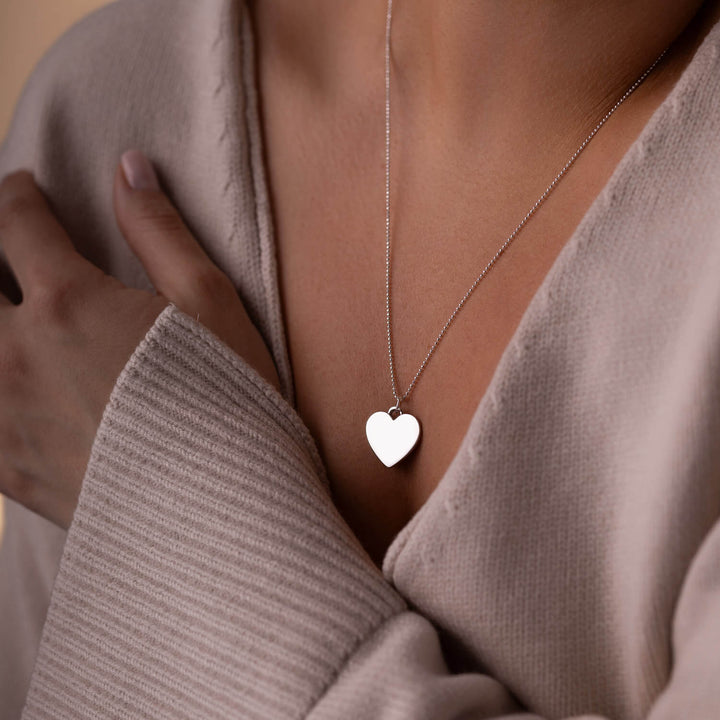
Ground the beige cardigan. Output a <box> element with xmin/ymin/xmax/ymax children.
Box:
<box><xmin>1</xmin><ymin>1</ymin><xmax>719</xmax><ymax>718</ymax></box>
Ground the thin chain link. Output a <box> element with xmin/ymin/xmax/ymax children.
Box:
<box><xmin>384</xmin><ymin>0</ymin><xmax>669</xmax><ymax>409</ymax></box>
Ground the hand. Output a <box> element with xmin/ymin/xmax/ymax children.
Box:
<box><xmin>0</xmin><ymin>150</ymin><xmax>281</xmax><ymax>529</ymax></box>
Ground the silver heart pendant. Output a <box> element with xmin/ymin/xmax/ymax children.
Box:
<box><xmin>365</xmin><ymin>407</ymin><xmax>421</xmax><ymax>467</ymax></box>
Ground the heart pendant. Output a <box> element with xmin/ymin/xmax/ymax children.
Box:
<box><xmin>365</xmin><ymin>407</ymin><xmax>421</xmax><ymax>467</ymax></box>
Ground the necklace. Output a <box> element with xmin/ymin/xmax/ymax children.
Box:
<box><xmin>365</xmin><ymin>0</ymin><xmax>670</xmax><ymax>468</ymax></box>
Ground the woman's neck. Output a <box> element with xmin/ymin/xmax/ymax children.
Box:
<box><xmin>253</xmin><ymin>0</ymin><xmax>720</xmax><ymax>125</ymax></box>
<box><xmin>250</xmin><ymin>0</ymin><xmax>718</xmax><ymax>159</ymax></box>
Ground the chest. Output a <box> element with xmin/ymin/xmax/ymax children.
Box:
<box><xmin>253</xmin><ymin>67</ymin><xmax>649</xmax><ymax>568</ymax></box>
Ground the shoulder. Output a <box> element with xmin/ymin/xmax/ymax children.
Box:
<box><xmin>617</xmin><ymin>16</ymin><xmax>720</xmax><ymax>253</ymax></box>
<box><xmin>25</xmin><ymin>0</ymin><xmax>229</xmax><ymax>80</ymax></box>
<box><xmin>15</xmin><ymin>0</ymin><xmax>235</xmax><ymax>104</ymax></box>
<box><xmin>0</xmin><ymin>0</ymin><xmax>253</xmax><ymax>288</ymax></box>
<box><xmin>31</xmin><ymin>0</ymin><xmax>201</xmax><ymax>74</ymax></box>
<box><xmin>1</xmin><ymin>0</ymin><xmax>239</xmax><ymax>158</ymax></box>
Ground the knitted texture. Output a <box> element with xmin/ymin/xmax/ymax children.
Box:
<box><xmin>1</xmin><ymin>1</ymin><xmax>720</xmax><ymax>718</ymax></box>
<box><xmin>21</xmin><ymin>305</ymin><xmax>404</xmax><ymax>719</ymax></box>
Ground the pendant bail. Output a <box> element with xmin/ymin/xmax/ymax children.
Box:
<box><xmin>388</xmin><ymin>404</ymin><xmax>402</xmax><ymax>419</ymax></box>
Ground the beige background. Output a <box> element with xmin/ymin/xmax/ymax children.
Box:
<box><xmin>0</xmin><ymin>0</ymin><xmax>112</xmax><ymax>541</ymax></box>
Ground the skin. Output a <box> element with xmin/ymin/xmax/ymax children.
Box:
<box><xmin>1</xmin><ymin>1</ymin><xmax>719</xmax><ymax>564</ymax></box>
<box><xmin>249</xmin><ymin>0</ymin><xmax>720</xmax><ymax>566</ymax></box>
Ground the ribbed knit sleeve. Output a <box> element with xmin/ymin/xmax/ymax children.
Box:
<box><xmin>21</xmin><ymin>304</ymin><xmax>407</xmax><ymax>718</ymax></box>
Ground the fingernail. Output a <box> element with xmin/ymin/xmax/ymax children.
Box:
<box><xmin>121</xmin><ymin>149</ymin><xmax>160</xmax><ymax>191</ymax></box>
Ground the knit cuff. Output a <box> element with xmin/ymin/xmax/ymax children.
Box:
<box><xmin>22</xmin><ymin>303</ymin><xmax>405</xmax><ymax>720</ymax></box>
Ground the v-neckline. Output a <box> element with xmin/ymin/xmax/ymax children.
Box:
<box><xmin>238</xmin><ymin>0</ymin><xmax>720</xmax><ymax>569</ymax></box>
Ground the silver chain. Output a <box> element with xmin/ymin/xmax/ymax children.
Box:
<box><xmin>383</xmin><ymin>0</ymin><xmax>669</xmax><ymax>409</ymax></box>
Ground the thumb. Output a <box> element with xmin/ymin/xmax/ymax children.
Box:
<box><xmin>113</xmin><ymin>149</ymin><xmax>232</xmax><ymax>312</ymax></box>
<box><xmin>114</xmin><ymin>150</ymin><xmax>282</xmax><ymax>393</ymax></box>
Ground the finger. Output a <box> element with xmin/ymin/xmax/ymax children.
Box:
<box><xmin>0</xmin><ymin>171</ymin><xmax>86</xmax><ymax>298</ymax></box>
<box><xmin>114</xmin><ymin>150</ymin><xmax>230</xmax><ymax>309</ymax></box>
